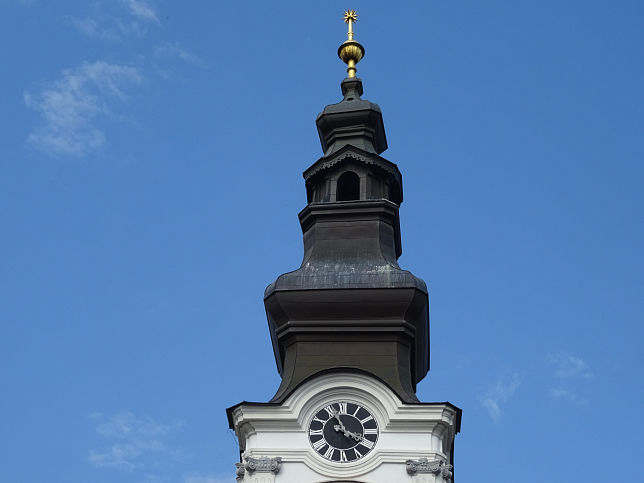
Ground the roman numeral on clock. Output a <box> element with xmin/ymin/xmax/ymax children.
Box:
<box><xmin>312</xmin><ymin>438</ymin><xmax>326</xmax><ymax>451</ymax></box>
<box><xmin>324</xmin><ymin>446</ymin><xmax>335</xmax><ymax>459</ymax></box>
<box><xmin>361</xmin><ymin>438</ymin><xmax>375</xmax><ymax>449</ymax></box>
<box><xmin>360</xmin><ymin>415</ymin><xmax>373</xmax><ymax>424</ymax></box>
<box><xmin>309</xmin><ymin>428</ymin><xmax>323</xmax><ymax>436</ymax></box>
<box><xmin>339</xmin><ymin>450</ymin><xmax>348</xmax><ymax>462</ymax></box>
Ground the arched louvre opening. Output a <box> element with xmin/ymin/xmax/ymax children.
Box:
<box><xmin>337</xmin><ymin>171</ymin><xmax>360</xmax><ymax>201</ymax></box>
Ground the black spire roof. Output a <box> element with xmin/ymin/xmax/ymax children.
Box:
<box><xmin>263</xmin><ymin>76</ymin><xmax>431</xmax><ymax>404</ymax></box>
<box><xmin>316</xmin><ymin>77</ymin><xmax>388</xmax><ymax>156</ymax></box>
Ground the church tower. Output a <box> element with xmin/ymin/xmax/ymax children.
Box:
<box><xmin>228</xmin><ymin>11</ymin><xmax>461</xmax><ymax>482</ymax></box>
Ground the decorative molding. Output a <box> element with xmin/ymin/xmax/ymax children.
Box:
<box><xmin>307</xmin><ymin>150</ymin><xmax>370</xmax><ymax>179</ymax></box>
<box><xmin>406</xmin><ymin>458</ymin><xmax>453</xmax><ymax>482</ymax></box>
<box><xmin>305</xmin><ymin>150</ymin><xmax>400</xmax><ymax>182</ymax></box>
<box><xmin>245</xmin><ymin>456</ymin><xmax>282</xmax><ymax>475</ymax></box>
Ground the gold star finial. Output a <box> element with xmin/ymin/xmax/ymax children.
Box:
<box><xmin>338</xmin><ymin>9</ymin><xmax>364</xmax><ymax>78</ymax></box>
<box><xmin>344</xmin><ymin>10</ymin><xmax>359</xmax><ymax>40</ymax></box>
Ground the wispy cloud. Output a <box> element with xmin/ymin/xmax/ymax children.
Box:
<box><xmin>547</xmin><ymin>352</ymin><xmax>592</xmax><ymax>406</ymax></box>
<box><xmin>88</xmin><ymin>412</ymin><xmax>173</xmax><ymax>470</ymax></box>
<box><xmin>547</xmin><ymin>352</ymin><xmax>593</xmax><ymax>379</ymax></box>
<box><xmin>88</xmin><ymin>413</ymin><xmax>222</xmax><ymax>481</ymax></box>
<box><xmin>550</xmin><ymin>387</ymin><xmax>589</xmax><ymax>406</ymax></box>
<box><xmin>183</xmin><ymin>474</ymin><xmax>233</xmax><ymax>483</ymax></box>
<box><xmin>155</xmin><ymin>43</ymin><xmax>206</xmax><ymax>67</ymax></box>
<box><xmin>140</xmin><ymin>475</ymin><xmax>167</xmax><ymax>483</ymax></box>
<box><xmin>122</xmin><ymin>0</ymin><xmax>160</xmax><ymax>25</ymax></box>
<box><xmin>481</xmin><ymin>373</ymin><xmax>521</xmax><ymax>423</ymax></box>
<box><xmin>69</xmin><ymin>0</ymin><xmax>160</xmax><ymax>41</ymax></box>
<box><xmin>24</xmin><ymin>61</ymin><xmax>142</xmax><ymax>156</ymax></box>
<box><xmin>68</xmin><ymin>16</ymin><xmax>122</xmax><ymax>41</ymax></box>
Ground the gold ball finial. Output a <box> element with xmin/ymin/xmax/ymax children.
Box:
<box><xmin>338</xmin><ymin>9</ymin><xmax>365</xmax><ymax>78</ymax></box>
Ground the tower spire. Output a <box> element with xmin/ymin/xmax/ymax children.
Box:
<box><xmin>338</xmin><ymin>9</ymin><xmax>365</xmax><ymax>78</ymax></box>
<box><xmin>227</xmin><ymin>14</ymin><xmax>461</xmax><ymax>480</ymax></box>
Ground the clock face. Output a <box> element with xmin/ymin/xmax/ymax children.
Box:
<box><xmin>307</xmin><ymin>400</ymin><xmax>379</xmax><ymax>463</ymax></box>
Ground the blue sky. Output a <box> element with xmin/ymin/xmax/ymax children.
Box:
<box><xmin>1</xmin><ymin>1</ymin><xmax>643</xmax><ymax>482</ymax></box>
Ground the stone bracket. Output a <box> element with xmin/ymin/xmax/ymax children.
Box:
<box><xmin>406</xmin><ymin>457</ymin><xmax>453</xmax><ymax>482</ymax></box>
<box><xmin>236</xmin><ymin>456</ymin><xmax>282</xmax><ymax>482</ymax></box>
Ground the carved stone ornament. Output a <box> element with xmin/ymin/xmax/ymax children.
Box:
<box><xmin>235</xmin><ymin>462</ymin><xmax>245</xmax><ymax>481</ymax></box>
<box><xmin>406</xmin><ymin>457</ymin><xmax>454</xmax><ymax>482</ymax></box>
<box><xmin>244</xmin><ymin>456</ymin><xmax>282</xmax><ymax>475</ymax></box>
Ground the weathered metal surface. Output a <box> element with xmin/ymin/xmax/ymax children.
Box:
<box><xmin>264</xmin><ymin>78</ymin><xmax>430</xmax><ymax>404</ymax></box>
